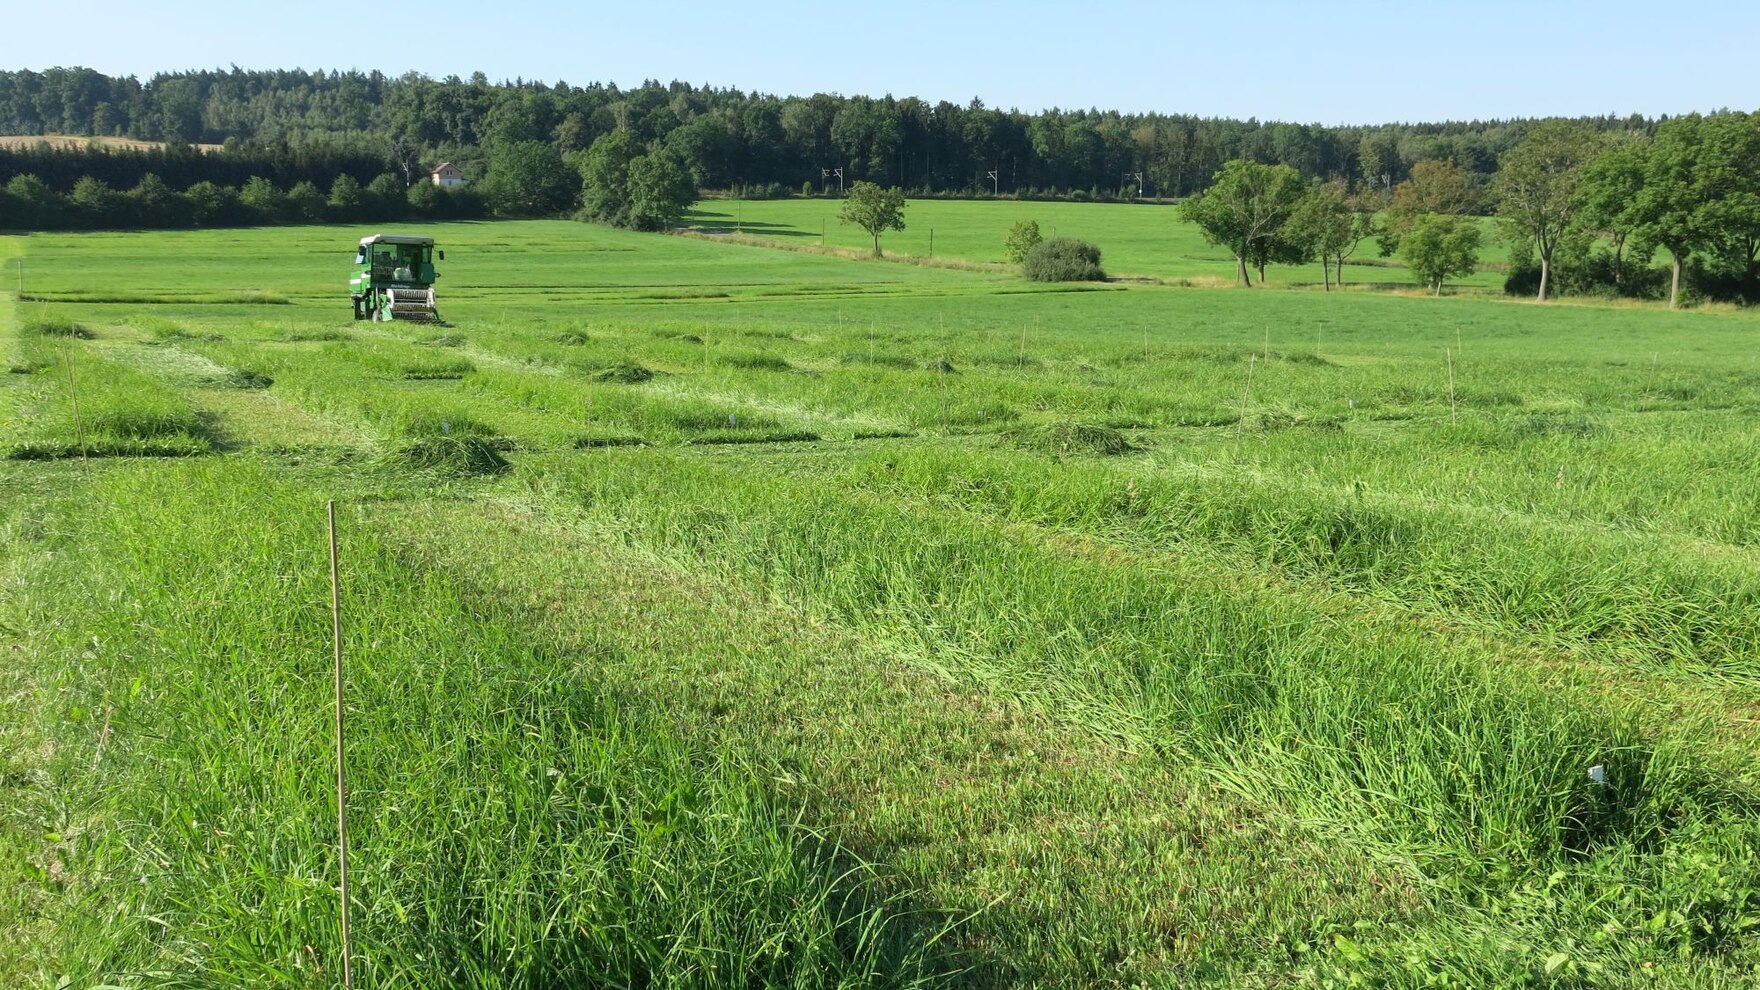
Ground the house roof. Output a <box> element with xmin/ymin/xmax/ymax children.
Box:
<box><xmin>431</xmin><ymin>162</ymin><xmax>459</xmax><ymax>173</ymax></box>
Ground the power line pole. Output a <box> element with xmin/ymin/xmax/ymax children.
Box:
<box><xmin>987</xmin><ymin>169</ymin><xmax>998</xmax><ymax>196</ymax></box>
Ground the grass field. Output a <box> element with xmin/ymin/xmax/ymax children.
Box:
<box><xmin>0</xmin><ymin>133</ymin><xmax>225</xmax><ymax>152</ymax></box>
<box><xmin>4</xmin><ymin>212</ymin><xmax>1760</xmax><ymax>988</ymax></box>
<box><xmin>684</xmin><ymin>197</ymin><xmax>1513</xmax><ymax>291</ymax></box>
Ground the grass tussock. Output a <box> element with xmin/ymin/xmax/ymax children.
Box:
<box><xmin>840</xmin><ymin>352</ymin><xmax>917</xmax><ymax>369</ymax></box>
<box><xmin>1251</xmin><ymin>409</ymin><xmax>1344</xmax><ymax>432</ymax></box>
<box><xmin>377</xmin><ymin>434</ymin><xmax>511</xmax><ymax>476</ymax></box>
<box><xmin>20</xmin><ymin>313</ymin><xmax>94</xmax><ymax>339</ymax></box>
<box><xmin>276</xmin><ymin>328</ymin><xmax>353</xmax><ymax>342</ymax></box>
<box><xmin>416</xmin><ymin>333</ymin><xmax>467</xmax><ymax>348</ymax></box>
<box><xmin>196</xmin><ymin>368</ymin><xmax>274</xmax><ymax>390</ymax></box>
<box><xmin>590</xmin><ymin>363</ymin><xmax>655</xmax><ymax>383</ymax></box>
<box><xmin>228</xmin><ymin>290</ymin><xmax>291</xmax><ymax>305</ymax></box>
<box><xmin>720</xmin><ymin>351</ymin><xmax>792</xmax><ymax>371</ymax></box>
<box><xmin>572</xmin><ymin>435</ymin><xmax>648</xmax><ymax>449</ymax></box>
<box><xmin>1007</xmin><ymin>422</ymin><xmax>1140</xmax><ymax>456</ymax></box>
<box><xmin>685</xmin><ymin>429</ymin><xmax>822</xmax><ymax>446</ymax></box>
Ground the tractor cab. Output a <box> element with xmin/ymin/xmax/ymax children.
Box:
<box><xmin>350</xmin><ymin>234</ymin><xmax>446</xmax><ymax>323</ymax></box>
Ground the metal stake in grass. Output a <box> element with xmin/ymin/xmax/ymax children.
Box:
<box><xmin>938</xmin><ymin>314</ymin><xmax>950</xmax><ymax>432</ymax></box>
<box><xmin>60</xmin><ymin>338</ymin><xmax>90</xmax><ymax>473</ymax></box>
<box><xmin>1234</xmin><ymin>354</ymin><xmax>1258</xmax><ymax>441</ymax></box>
<box><xmin>326</xmin><ymin>501</ymin><xmax>354</xmax><ymax>990</ymax></box>
<box><xmin>1445</xmin><ymin>346</ymin><xmax>1458</xmax><ymax>424</ymax></box>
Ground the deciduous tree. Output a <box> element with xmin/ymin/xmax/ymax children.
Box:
<box><xmin>1401</xmin><ymin>214</ymin><xmax>1481</xmax><ymax>295</ymax></box>
<box><xmin>1004</xmin><ymin>219</ymin><xmax>1042</xmax><ymax>263</ymax></box>
<box><xmin>1381</xmin><ymin>159</ymin><xmax>1479</xmax><ymax>253</ymax></box>
<box><xmin>1181</xmin><ymin>160</ymin><xmax>1306</xmax><ymax>287</ymax></box>
<box><xmin>1633</xmin><ymin>115</ymin><xmax>1705</xmax><ymax>310</ymax></box>
<box><xmin>1576</xmin><ymin>138</ymin><xmax>1648</xmax><ymax>289</ymax></box>
<box><xmin>578</xmin><ymin>130</ymin><xmax>642</xmax><ymax>225</ymax></box>
<box><xmin>482</xmin><ymin>140</ymin><xmax>575</xmax><ymax>217</ymax></box>
<box><xmin>1494</xmin><ymin>122</ymin><xmax>1603</xmax><ymax>301</ymax></box>
<box><xmin>839</xmin><ymin>181</ymin><xmax>906</xmax><ymax>257</ymax></box>
<box><xmin>1286</xmin><ymin>180</ymin><xmax>1369</xmax><ymax>291</ymax></box>
<box><xmin>625</xmin><ymin>151</ymin><xmax>697</xmax><ymax>231</ymax></box>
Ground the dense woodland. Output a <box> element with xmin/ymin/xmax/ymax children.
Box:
<box><xmin>0</xmin><ymin>67</ymin><xmax>1660</xmax><ymax>197</ymax></box>
<box><xmin>0</xmin><ymin>67</ymin><xmax>1755</xmax><ymax>304</ymax></box>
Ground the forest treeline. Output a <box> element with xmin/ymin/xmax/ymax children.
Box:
<box><xmin>0</xmin><ymin>66</ymin><xmax>1667</xmax><ymax>198</ymax></box>
<box><xmin>2</xmin><ymin>67</ymin><xmax>1755</xmax><ymax>305</ymax></box>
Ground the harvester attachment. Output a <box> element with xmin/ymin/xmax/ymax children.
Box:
<box><xmin>385</xmin><ymin>286</ymin><xmax>441</xmax><ymax>323</ymax></box>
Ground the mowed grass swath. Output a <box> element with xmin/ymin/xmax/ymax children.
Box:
<box><xmin>4</xmin><ymin>213</ymin><xmax>1760</xmax><ymax>988</ymax></box>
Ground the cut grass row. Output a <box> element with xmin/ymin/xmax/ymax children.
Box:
<box><xmin>515</xmin><ymin>446</ymin><xmax>1760</xmax><ymax>980</ymax></box>
<box><xmin>839</xmin><ymin>444</ymin><xmax>1760</xmax><ymax>674</ymax></box>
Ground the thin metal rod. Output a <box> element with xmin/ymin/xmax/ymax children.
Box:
<box><xmin>61</xmin><ymin>339</ymin><xmax>89</xmax><ymax>474</ymax></box>
<box><xmin>1446</xmin><ymin>347</ymin><xmax>1457</xmax><ymax>424</ymax></box>
<box><xmin>327</xmin><ymin>500</ymin><xmax>353</xmax><ymax>989</ymax></box>
<box><xmin>1235</xmin><ymin>355</ymin><xmax>1258</xmax><ymax>441</ymax></box>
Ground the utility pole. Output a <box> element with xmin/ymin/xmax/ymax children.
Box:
<box><xmin>833</xmin><ymin>167</ymin><xmax>844</xmax><ymax>194</ymax></box>
<box><xmin>987</xmin><ymin>169</ymin><xmax>999</xmax><ymax>196</ymax></box>
<box><xmin>1123</xmin><ymin>172</ymin><xmax>1143</xmax><ymax>197</ymax></box>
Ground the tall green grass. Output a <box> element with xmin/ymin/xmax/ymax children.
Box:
<box><xmin>13</xmin><ymin>462</ymin><xmax>953</xmax><ymax>987</ymax></box>
<box><xmin>524</xmin><ymin>449</ymin><xmax>1760</xmax><ymax>977</ymax></box>
<box><xmin>844</xmin><ymin>446</ymin><xmax>1760</xmax><ymax>674</ymax></box>
<box><xmin>5</xmin><ymin>338</ymin><xmax>211</xmax><ymax>458</ymax></box>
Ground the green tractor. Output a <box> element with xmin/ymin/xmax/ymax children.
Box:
<box><xmin>351</xmin><ymin>234</ymin><xmax>445</xmax><ymax>323</ymax></box>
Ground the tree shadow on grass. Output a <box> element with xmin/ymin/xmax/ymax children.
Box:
<box><xmin>684</xmin><ymin>211</ymin><xmax>820</xmax><ymax>239</ymax></box>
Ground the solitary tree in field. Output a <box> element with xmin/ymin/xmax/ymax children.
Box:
<box><xmin>1401</xmin><ymin>214</ymin><xmax>1482</xmax><ymax>295</ymax></box>
<box><xmin>1004</xmin><ymin>218</ymin><xmax>1042</xmax><ymax>262</ymax></box>
<box><xmin>1494</xmin><ymin>122</ymin><xmax>1603</xmax><ymax>302</ymax></box>
<box><xmin>840</xmin><ymin>181</ymin><xmax>907</xmax><ymax>257</ymax></box>
<box><xmin>1182</xmin><ymin>160</ymin><xmax>1306</xmax><ymax>287</ymax></box>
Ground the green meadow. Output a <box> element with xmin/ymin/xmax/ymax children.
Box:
<box><xmin>683</xmin><ymin>197</ymin><xmax>1512</xmax><ymax>291</ymax></box>
<box><xmin>4</xmin><ymin>211</ymin><xmax>1760</xmax><ymax>989</ymax></box>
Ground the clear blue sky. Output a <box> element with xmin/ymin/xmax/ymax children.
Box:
<box><xmin>3</xmin><ymin>0</ymin><xmax>1755</xmax><ymax>124</ymax></box>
